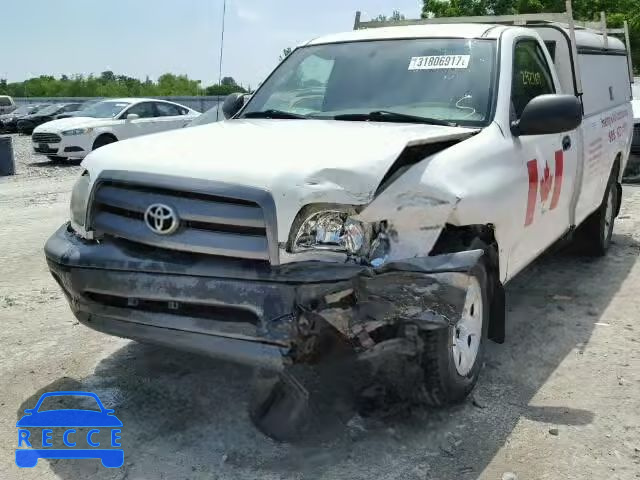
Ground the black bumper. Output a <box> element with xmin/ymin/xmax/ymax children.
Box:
<box><xmin>45</xmin><ymin>224</ymin><xmax>483</xmax><ymax>370</ymax></box>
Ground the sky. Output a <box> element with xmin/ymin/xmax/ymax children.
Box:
<box><xmin>3</xmin><ymin>0</ymin><xmax>422</xmax><ymax>88</ymax></box>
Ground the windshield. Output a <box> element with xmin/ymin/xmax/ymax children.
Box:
<box><xmin>35</xmin><ymin>104</ymin><xmax>62</xmax><ymax>116</ymax></box>
<box><xmin>79</xmin><ymin>100</ymin><xmax>131</xmax><ymax>118</ymax></box>
<box><xmin>242</xmin><ymin>39</ymin><xmax>497</xmax><ymax>126</ymax></box>
<box><xmin>188</xmin><ymin>103</ymin><xmax>224</xmax><ymax>127</ymax></box>
<box><xmin>79</xmin><ymin>100</ymin><xmax>101</xmax><ymax>110</ymax></box>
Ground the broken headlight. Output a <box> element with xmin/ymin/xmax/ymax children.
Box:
<box><xmin>70</xmin><ymin>170</ymin><xmax>90</xmax><ymax>229</ymax></box>
<box><xmin>290</xmin><ymin>207</ymin><xmax>389</xmax><ymax>264</ymax></box>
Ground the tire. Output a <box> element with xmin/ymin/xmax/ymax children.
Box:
<box><xmin>47</xmin><ymin>155</ymin><xmax>64</xmax><ymax>163</ymax></box>
<box><xmin>92</xmin><ymin>135</ymin><xmax>117</xmax><ymax>151</ymax></box>
<box><xmin>573</xmin><ymin>167</ymin><xmax>619</xmax><ymax>256</ymax></box>
<box><xmin>420</xmin><ymin>261</ymin><xmax>489</xmax><ymax>407</ymax></box>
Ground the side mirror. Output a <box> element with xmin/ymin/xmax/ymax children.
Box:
<box><xmin>512</xmin><ymin>94</ymin><xmax>582</xmax><ymax>136</ymax></box>
<box><xmin>23</xmin><ymin>409</ymin><xmax>34</xmax><ymax>415</ymax></box>
<box><xmin>126</xmin><ymin>113</ymin><xmax>140</xmax><ymax>121</ymax></box>
<box><xmin>222</xmin><ymin>93</ymin><xmax>245</xmax><ymax>119</ymax></box>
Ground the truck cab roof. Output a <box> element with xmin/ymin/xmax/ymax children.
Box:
<box><xmin>307</xmin><ymin>24</ymin><xmax>505</xmax><ymax>45</ymax></box>
<box><xmin>307</xmin><ymin>22</ymin><xmax>625</xmax><ymax>53</ymax></box>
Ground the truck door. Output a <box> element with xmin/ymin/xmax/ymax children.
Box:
<box><xmin>507</xmin><ymin>38</ymin><xmax>578</xmax><ymax>275</ymax></box>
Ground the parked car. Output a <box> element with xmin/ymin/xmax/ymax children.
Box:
<box><xmin>0</xmin><ymin>104</ymin><xmax>44</xmax><ymax>132</ymax></box>
<box><xmin>17</xmin><ymin>103</ymin><xmax>84</xmax><ymax>135</ymax></box>
<box><xmin>45</xmin><ymin>16</ymin><xmax>632</xmax><ymax>440</ymax></box>
<box><xmin>32</xmin><ymin>98</ymin><xmax>199</xmax><ymax>161</ymax></box>
<box><xmin>55</xmin><ymin>99</ymin><xmax>103</xmax><ymax>120</ymax></box>
<box><xmin>0</xmin><ymin>95</ymin><xmax>16</xmax><ymax>115</ymax></box>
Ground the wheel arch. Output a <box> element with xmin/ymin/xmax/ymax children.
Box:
<box><xmin>92</xmin><ymin>132</ymin><xmax>118</xmax><ymax>150</ymax></box>
<box><xmin>429</xmin><ymin>223</ymin><xmax>505</xmax><ymax>344</ymax></box>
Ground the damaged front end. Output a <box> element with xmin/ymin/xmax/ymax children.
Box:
<box><xmin>250</xmin><ymin>249</ymin><xmax>487</xmax><ymax>440</ymax></box>
<box><xmin>292</xmin><ymin>250</ymin><xmax>484</xmax><ymax>364</ymax></box>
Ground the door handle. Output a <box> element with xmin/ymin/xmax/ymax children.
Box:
<box><xmin>562</xmin><ymin>136</ymin><xmax>571</xmax><ymax>151</ymax></box>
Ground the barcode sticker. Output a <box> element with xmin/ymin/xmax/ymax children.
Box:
<box><xmin>408</xmin><ymin>55</ymin><xmax>470</xmax><ymax>70</ymax></box>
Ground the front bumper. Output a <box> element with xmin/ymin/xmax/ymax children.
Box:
<box><xmin>45</xmin><ymin>224</ymin><xmax>483</xmax><ymax>371</ymax></box>
<box><xmin>32</xmin><ymin>135</ymin><xmax>90</xmax><ymax>159</ymax></box>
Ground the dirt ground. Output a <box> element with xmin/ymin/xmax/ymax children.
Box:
<box><xmin>1</xmin><ymin>133</ymin><xmax>639</xmax><ymax>480</ymax></box>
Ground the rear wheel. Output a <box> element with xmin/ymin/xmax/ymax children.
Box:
<box><xmin>420</xmin><ymin>262</ymin><xmax>488</xmax><ymax>407</ymax></box>
<box><xmin>574</xmin><ymin>167</ymin><xmax>618</xmax><ymax>256</ymax></box>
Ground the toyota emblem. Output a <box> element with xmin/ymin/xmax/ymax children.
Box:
<box><xmin>144</xmin><ymin>204</ymin><xmax>179</xmax><ymax>235</ymax></box>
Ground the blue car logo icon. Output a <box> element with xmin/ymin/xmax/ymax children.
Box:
<box><xmin>16</xmin><ymin>391</ymin><xmax>123</xmax><ymax>468</ymax></box>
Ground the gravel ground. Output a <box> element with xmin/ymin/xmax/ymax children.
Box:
<box><xmin>2</xmin><ymin>134</ymin><xmax>83</xmax><ymax>181</ymax></box>
<box><xmin>1</xmin><ymin>138</ymin><xmax>639</xmax><ymax>480</ymax></box>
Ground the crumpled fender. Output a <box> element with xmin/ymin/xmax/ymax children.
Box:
<box><xmin>292</xmin><ymin>249</ymin><xmax>485</xmax><ymax>360</ymax></box>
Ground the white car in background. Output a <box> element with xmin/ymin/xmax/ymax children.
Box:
<box><xmin>0</xmin><ymin>95</ymin><xmax>16</xmax><ymax>115</ymax></box>
<box><xmin>32</xmin><ymin>98</ymin><xmax>199</xmax><ymax>161</ymax></box>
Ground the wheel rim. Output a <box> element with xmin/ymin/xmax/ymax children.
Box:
<box><xmin>603</xmin><ymin>186</ymin><xmax>615</xmax><ymax>243</ymax></box>
<box><xmin>451</xmin><ymin>277</ymin><xmax>483</xmax><ymax>376</ymax></box>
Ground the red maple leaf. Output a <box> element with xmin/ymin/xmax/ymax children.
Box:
<box><xmin>539</xmin><ymin>161</ymin><xmax>553</xmax><ymax>204</ymax></box>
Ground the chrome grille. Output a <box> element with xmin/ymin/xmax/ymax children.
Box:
<box><xmin>90</xmin><ymin>182</ymin><xmax>271</xmax><ymax>261</ymax></box>
<box><xmin>32</xmin><ymin>132</ymin><xmax>62</xmax><ymax>144</ymax></box>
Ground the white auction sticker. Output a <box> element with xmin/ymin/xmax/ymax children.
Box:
<box><xmin>408</xmin><ymin>55</ymin><xmax>470</xmax><ymax>70</ymax></box>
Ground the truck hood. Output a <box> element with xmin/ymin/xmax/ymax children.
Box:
<box><xmin>84</xmin><ymin>119</ymin><xmax>475</xmax><ymax>203</ymax></box>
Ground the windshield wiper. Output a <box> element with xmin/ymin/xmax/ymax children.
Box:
<box><xmin>242</xmin><ymin>109</ymin><xmax>308</xmax><ymax>119</ymax></box>
<box><xmin>333</xmin><ymin>110</ymin><xmax>456</xmax><ymax>127</ymax></box>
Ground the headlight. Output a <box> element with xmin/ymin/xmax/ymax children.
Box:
<box><xmin>62</xmin><ymin>127</ymin><xmax>92</xmax><ymax>136</ymax></box>
<box><xmin>70</xmin><ymin>171</ymin><xmax>90</xmax><ymax>228</ymax></box>
<box><xmin>290</xmin><ymin>207</ymin><xmax>390</xmax><ymax>264</ymax></box>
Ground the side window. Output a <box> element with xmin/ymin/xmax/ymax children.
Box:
<box><xmin>155</xmin><ymin>102</ymin><xmax>182</xmax><ymax>117</ymax></box>
<box><xmin>544</xmin><ymin>41</ymin><xmax>556</xmax><ymax>62</ymax></box>
<box><xmin>125</xmin><ymin>102</ymin><xmax>156</xmax><ymax>118</ymax></box>
<box><xmin>511</xmin><ymin>40</ymin><xmax>555</xmax><ymax>119</ymax></box>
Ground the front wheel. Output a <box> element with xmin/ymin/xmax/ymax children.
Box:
<box><xmin>420</xmin><ymin>262</ymin><xmax>488</xmax><ymax>407</ymax></box>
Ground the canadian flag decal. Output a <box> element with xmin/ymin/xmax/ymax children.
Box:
<box><xmin>524</xmin><ymin>150</ymin><xmax>563</xmax><ymax>226</ymax></box>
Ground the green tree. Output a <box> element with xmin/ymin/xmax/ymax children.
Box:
<box><xmin>2</xmin><ymin>72</ymin><xmax>249</xmax><ymax>98</ymax></box>
<box><xmin>221</xmin><ymin>76</ymin><xmax>237</xmax><ymax>86</ymax></box>
<box><xmin>205</xmin><ymin>83</ymin><xmax>247</xmax><ymax>95</ymax></box>
<box><xmin>372</xmin><ymin>9</ymin><xmax>406</xmax><ymax>22</ymax></box>
<box><xmin>422</xmin><ymin>0</ymin><xmax>639</xmax><ymax>73</ymax></box>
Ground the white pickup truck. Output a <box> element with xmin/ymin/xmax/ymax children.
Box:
<box><xmin>45</xmin><ymin>13</ymin><xmax>632</xmax><ymax>438</ymax></box>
